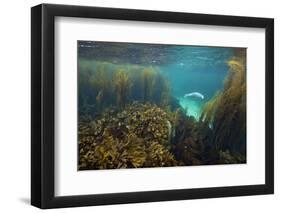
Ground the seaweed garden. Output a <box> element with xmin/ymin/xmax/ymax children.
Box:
<box><xmin>78</xmin><ymin>41</ymin><xmax>246</xmax><ymax>170</ymax></box>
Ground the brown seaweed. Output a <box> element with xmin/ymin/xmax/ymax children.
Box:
<box><xmin>113</xmin><ymin>69</ymin><xmax>131</xmax><ymax>109</ymax></box>
<box><xmin>200</xmin><ymin>50</ymin><xmax>246</xmax><ymax>155</ymax></box>
<box><xmin>141</xmin><ymin>68</ymin><xmax>156</xmax><ymax>102</ymax></box>
<box><xmin>79</xmin><ymin>103</ymin><xmax>179</xmax><ymax>170</ymax></box>
<box><xmin>78</xmin><ymin>50</ymin><xmax>247</xmax><ymax>170</ymax></box>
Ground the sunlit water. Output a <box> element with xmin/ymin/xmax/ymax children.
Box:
<box><xmin>79</xmin><ymin>41</ymin><xmax>235</xmax><ymax>119</ymax></box>
<box><xmin>159</xmin><ymin>46</ymin><xmax>232</xmax><ymax>119</ymax></box>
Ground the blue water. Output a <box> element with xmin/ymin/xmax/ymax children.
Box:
<box><xmin>79</xmin><ymin>41</ymin><xmax>235</xmax><ymax>119</ymax></box>
<box><xmin>158</xmin><ymin>46</ymin><xmax>233</xmax><ymax>119</ymax></box>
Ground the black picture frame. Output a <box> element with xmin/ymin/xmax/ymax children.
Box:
<box><xmin>31</xmin><ymin>3</ymin><xmax>274</xmax><ymax>209</ymax></box>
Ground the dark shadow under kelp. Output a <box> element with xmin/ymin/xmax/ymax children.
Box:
<box><xmin>78</xmin><ymin>50</ymin><xmax>246</xmax><ymax>170</ymax></box>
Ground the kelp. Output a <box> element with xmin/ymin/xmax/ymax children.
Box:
<box><xmin>141</xmin><ymin>67</ymin><xmax>156</xmax><ymax>102</ymax></box>
<box><xmin>145</xmin><ymin>141</ymin><xmax>178</xmax><ymax>167</ymax></box>
<box><xmin>127</xmin><ymin>103</ymin><xmax>173</xmax><ymax>147</ymax></box>
<box><xmin>171</xmin><ymin>108</ymin><xmax>212</xmax><ymax>165</ymax></box>
<box><xmin>174</xmin><ymin>138</ymin><xmax>203</xmax><ymax>165</ymax></box>
<box><xmin>113</xmin><ymin>69</ymin><xmax>131</xmax><ymax>109</ymax></box>
<box><xmin>78</xmin><ymin>49</ymin><xmax>247</xmax><ymax>169</ymax></box>
<box><xmin>79</xmin><ymin>129</ymin><xmax>146</xmax><ymax>170</ymax></box>
<box><xmin>152</xmin><ymin>73</ymin><xmax>171</xmax><ymax>107</ymax></box>
<box><xmin>90</xmin><ymin>63</ymin><xmax>112</xmax><ymax>111</ymax></box>
<box><xmin>79</xmin><ymin>103</ymin><xmax>179</xmax><ymax>170</ymax></box>
<box><xmin>79</xmin><ymin>130</ymin><xmax>178</xmax><ymax>170</ymax></box>
<box><xmin>78</xmin><ymin>60</ymin><xmax>96</xmax><ymax>117</ymax></box>
<box><xmin>78</xmin><ymin>60</ymin><xmax>175</xmax><ymax>117</ymax></box>
<box><xmin>200</xmin><ymin>49</ymin><xmax>246</xmax><ymax>155</ymax></box>
<box><xmin>217</xmin><ymin>150</ymin><xmax>246</xmax><ymax>164</ymax></box>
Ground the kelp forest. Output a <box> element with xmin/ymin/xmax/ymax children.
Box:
<box><xmin>78</xmin><ymin>41</ymin><xmax>246</xmax><ymax>170</ymax></box>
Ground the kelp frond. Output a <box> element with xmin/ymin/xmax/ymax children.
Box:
<box><xmin>113</xmin><ymin>69</ymin><xmax>131</xmax><ymax>109</ymax></box>
<box><xmin>200</xmin><ymin>50</ymin><xmax>246</xmax><ymax>154</ymax></box>
<box><xmin>141</xmin><ymin>67</ymin><xmax>157</xmax><ymax>102</ymax></box>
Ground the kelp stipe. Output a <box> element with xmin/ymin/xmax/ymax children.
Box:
<box><xmin>90</xmin><ymin>63</ymin><xmax>113</xmax><ymax>111</ymax></box>
<box><xmin>153</xmin><ymin>73</ymin><xmax>171</xmax><ymax>107</ymax></box>
<box><xmin>113</xmin><ymin>69</ymin><xmax>131</xmax><ymax>109</ymax></box>
<box><xmin>78</xmin><ymin>60</ymin><xmax>175</xmax><ymax>113</ymax></box>
<box><xmin>141</xmin><ymin>67</ymin><xmax>156</xmax><ymax>102</ymax></box>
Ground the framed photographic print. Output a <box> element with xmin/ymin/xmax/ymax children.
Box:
<box><xmin>31</xmin><ymin>3</ymin><xmax>274</xmax><ymax>209</ymax></box>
